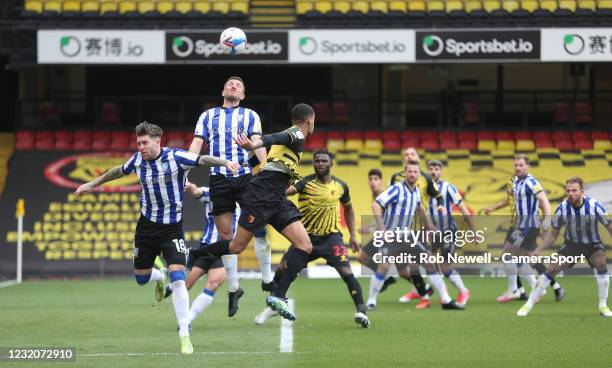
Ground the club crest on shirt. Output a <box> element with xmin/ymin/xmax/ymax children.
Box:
<box><xmin>162</xmin><ymin>162</ymin><xmax>171</xmax><ymax>174</ymax></box>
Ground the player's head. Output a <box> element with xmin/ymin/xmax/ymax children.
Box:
<box><xmin>222</xmin><ymin>76</ymin><xmax>245</xmax><ymax>103</ymax></box>
<box><xmin>514</xmin><ymin>154</ymin><xmax>530</xmax><ymax>177</ymax></box>
<box><xmin>292</xmin><ymin>103</ymin><xmax>315</xmax><ymax>134</ymax></box>
<box><xmin>403</xmin><ymin>147</ymin><xmax>420</xmax><ymax>164</ymax></box>
<box><xmin>313</xmin><ymin>149</ymin><xmax>333</xmax><ymax>177</ymax></box>
<box><xmin>368</xmin><ymin>168</ymin><xmax>382</xmax><ymax>194</ymax></box>
<box><xmin>427</xmin><ymin>159</ymin><xmax>443</xmax><ymax>181</ymax></box>
<box><xmin>404</xmin><ymin>160</ymin><xmax>421</xmax><ymax>185</ymax></box>
<box><xmin>565</xmin><ymin>176</ymin><xmax>584</xmax><ymax>205</ymax></box>
<box><xmin>135</xmin><ymin>121</ymin><xmax>162</xmax><ymax>160</ymax></box>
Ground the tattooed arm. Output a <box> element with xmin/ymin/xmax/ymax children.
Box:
<box><xmin>75</xmin><ymin>165</ymin><xmax>126</xmax><ymax>197</ymax></box>
<box><xmin>197</xmin><ymin>155</ymin><xmax>240</xmax><ymax>174</ymax></box>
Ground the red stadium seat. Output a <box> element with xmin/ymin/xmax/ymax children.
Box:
<box><xmin>54</xmin><ymin>140</ymin><xmax>73</xmax><ymax>150</ymax></box>
<box><xmin>364</xmin><ymin>131</ymin><xmax>381</xmax><ymax>140</ymax></box>
<box><xmin>73</xmin><ymin>140</ymin><xmax>91</xmax><ymax>151</ymax></box>
<box><xmin>478</xmin><ymin>131</ymin><xmax>494</xmax><ymax>140</ymax></box>
<box><xmin>17</xmin><ymin>131</ymin><xmax>34</xmax><ymax>141</ymax></box>
<box><xmin>591</xmin><ymin>131</ymin><xmax>610</xmax><ymax>140</ymax></box>
<box><xmin>305</xmin><ymin>135</ymin><xmax>327</xmax><ymax>151</ymax></box>
<box><xmin>422</xmin><ymin>140</ymin><xmax>440</xmax><ymax>151</ymax></box>
<box><xmin>552</xmin><ymin>131</ymin><xmax>571</xmax><ymax>141</ymax></box>
<box><xmin>439</xmin><ymin>131</ymin><xmax>458</xmax><ymax>141</ymax></box>
<box><xmin>554</xmin><ymin>140</ymin><xmax>574</xmax><ymax>151</ymax></box>
<box><xmin>401</xmin><ymin>131</ymin><xmax>417</xmax><ymax>142</ymax></box>
<box><xmin>535</xmin><ymin>139</ymin><xmax>554</xmax><ymax>149</ymax></box>
<box><xmin>515</xmin><ymin>131</ymin><xmax>533</xmax><ymax>140</ymax></box>
<box><xmin>459</xmin><ymin>140</ymin><xmax>477</xmax><ymax>150</ymax></box>
<box><xmin>332</xmin><ymin>102</ymin><xmax>350</xmax><ymax>124</ymax></box>
<box><xmin>345</xmin><ymin>131</ymin><xmax>363</xmax><ymax>140</ymax></box>
<box><xmin>534</xmin><ymin>131</ymin><xmax>552</xmax><ymax>141</ymax></box>
<box><xmin>54</xmin><ymin>130</ymin><xmax>72</xmax><ymax>141</ymax></box>
<box><xmin>35</xmin><ymin>131</ymin><xmax>53</xmax><ymax>141</ymax></box>
<box><xmin>15</xmin><ymin>140</ymin><xmax>34</xmax><ymax>150</ymax></box>
<box><xmin>573</xmin><ymin>131</ymin><xmax>590</xmax><ymax>141</ymax></box>
<box><xmin>402</xmin><ymin>136</ymin><xmax>420</xmax><ymax>148</ymax></box>
<box><xmin>111</xmin><ymin>131</ymin><xmax>130</xmax><ymax>141</ymax></box>
<box><xmin>458</xmin><ymin>131</ymin><xmax>477</xmax><ymax>141</ymax></box>
<box><xmin>495</xmin><ymin>131</ymin><xmax>514</xmax><ymax>141</ymax></box>
<box><xmin>420</xmin><ymin>131</ymin><xmax>437</xmax><ymax>141</ymax></box>
<box><xmin>313</xmin><ymin>101</ymin><xmax>332</xmax><ymax>124</ymax></box>
<box><xmin>166</xmin><ymin>131</ymin><xmax>188</xmax><ymax>148</ymax></box>
<box><xmin>440</xmin><ymin>140</ymin><xmax>459</xmax><ymax>150</ymax></box>
<box><xmin>553</xmin><ymin>102</ymin><xmax>571</xmax><ymax>125</ymax></box>
<box><xmin>327</xmin><ymin>131</ymin><xmax>345</xmax><ymax>140</ymax></box>
<box><xmin>35</xmin><ymin>139</ymin><xmax>54</xmax><ymax>150</ymax></box>
<box><xmin>383</xmin><ymin>140</ymin><xmax>402</xmax><ymax>151</ymax></box>
<box><xmin>110</xmin><ymin>139</ymin><xmax>131</xmax><ymax>151</ymax></box>
<box><xmin>574</xmin><ymin>101</ymin><xmax>592</xmax><ymax>125</ymax></box>
<box><xmin>383</xmin><ymin>131</ymin><xmax>399</xmax><ymax>141</ymax></box>
<box><xmin>573</xmin><ymin>140</ymin><xmax>593</xmax><ymax>150</ymax></box>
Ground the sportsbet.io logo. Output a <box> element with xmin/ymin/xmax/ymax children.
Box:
<box><xmin>563</xmin><ymin>34</ymin><xmax>585</xmax><ymax>56</ymax></box>
<box><xmin>422</xmin><ymin>35</ymin><xmax>444</xmax><ymax>57</ymax></box>
<box><xmin>172</xmin><ymin>36</ymin><xmax>194</xmax><ymax>58</ymax></box>
<box><xmin>60</xmin><ymin>36</ymin><xmax>81</xmax><ymax>57</ymax></box>
<box><xmin>298</xmin><ymin>36</ymin><xmax>318</xmax><ymax>55</ymax></box>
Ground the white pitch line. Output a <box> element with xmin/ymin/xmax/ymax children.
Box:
<box><xmin>80</xmin><ymin>351</ymin><xmax>277</xmax><ymax>357</ymax></box>
<box><xmin>279</xmin><ymin>299</ymin><xmax>294</xmax><ymax>353</ymax></box>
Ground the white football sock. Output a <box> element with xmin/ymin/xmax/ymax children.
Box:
<box><xmin>427</xmin><ymin>273</ymin><xmax>452</xmax><ymax>304</ymax></box>
<box><xmin>367</xmin><ymin>273</ymin><xmax>385</xmax><ymax>305</ymax></box>
<box><xmin>526</xmin><ymin>273</ymin><xmax>550</xmax><ymax>308</ymax></box>
<box><xmin>254</xmin><ymin>236</ymin><xmax>273</xmax><ymax>284</ymax></box>
<box><xmin>149</xmin><ymin>268</ymin><xmax>164</xmax><ymax>283</ymax></box>
<box><xmin>170</xmin><ymin>280</ymin><xmax>190</xmax><ymax>337</ymax></box>
<box><xmin>504</xmin><ymin>262</ymin><xmax>519</xmax><ymax>293</ymax></box>
<box><xmin>447</xmin><ymin>269</ymin><xmax>468</xmax><ymax>293</ymax></box>
<box><xmin>222</xmin><ymin>254</ymin><xmax>239</xmax><ymax>292</ymax></box>
<box><xmin>596</xmin><ymin>273</ymin><xmax>609</xmax><ymax>309</ymax></box>
<box><xmin>518</xmin><ymin>263</ymin><xmax>537</xmax><ymax>288</ymax></box>
<box><xmin>189</xmin><ymin>289</ymin><xmax>215</xmax><ymax>323</ymax></box>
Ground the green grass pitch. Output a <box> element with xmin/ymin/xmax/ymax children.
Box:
<box><xmin>1</xmin><ymin>277</ymin><xmax>611</xmax><ymax>368</ymax></box>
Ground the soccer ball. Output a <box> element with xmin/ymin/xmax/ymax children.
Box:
<box><xmin>220</xmin><ymin>27</ymin><xmax>247</xmax><ymax>55</ymax></box>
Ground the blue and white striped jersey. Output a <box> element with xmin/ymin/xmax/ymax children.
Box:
<box><xmin>553</xmin><ymin>196</ymin><xmax>610</xmax><ymax>245</ymax></box>
<box><xmin>194</xmin><ymin>106</ymin><xmax>262</xmax><ymax>177</ymax></box>
<box><xmin>429</xmin><ymin>180</ymin><xmax>463</xmax><ymax>231</ymax></box>
<box><xmin>122</xmin><ymin>147</ymin><xmax>199</xmax><ymax>224</ymax></box>
<box><xmin>197</xmin><ymin>186</ymin><xmax>239</xmax><ymax>245</ymax></box>
<box><xmin>512</xmin><ymin>174</ymin><xmax>545</xmax><ymax>229</ymax></box>
<box><xmin>376</xmin><ymin>181</ymin><xmax>421</xmax><ymax>230</ymax></box>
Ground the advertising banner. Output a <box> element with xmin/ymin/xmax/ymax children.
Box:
<box><xmin>541</xmin><ymin>28</ymin><xmax>612</xmax><ymax>61</ymax></box>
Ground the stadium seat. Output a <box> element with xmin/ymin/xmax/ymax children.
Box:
<box><xmin>576</xmin><ymin>0</ymin><xmax>596</xmax><ymax>15</ymax></box>
<box><xmin>327</xmin><ymin>131</ymin><xmax>345</xmax><ymax>140</ymax></box>
<box><xmin>426</xmin><ymin>0</ymin><xmax>446</xmax><ymax>18</ymax></box>
<box><xmin>407</xmin><ymin>0</ymin><xmax>426</xmax><ymax>19</ymax></box>
<box><xmin>534</xmin><ymin>131</ymin><xmax>552</xmax><ymax>141</ymax></box>
<box><xmin>439</xmin><ymin>131</ymin><xmax>458</xmax><ymax>142</ymax></box>
<box><xmin>364</xmin><ymin>139</ymin><xmax>383</xmax><ymax>151</ymax></box>
<box><xmin>573</xmin><ymin>140</ymin><xmax>593</xmax><ymax>150</ymax></box>
<box><xmin>422</xmin><ymin>140</ymin><xmax>441</xmax><ymax>151</ymax></box>
<box><xmin>176</xmin><ymin>0</ymin><xmax>194</xmax><ymax>14</ymax></box>
<box><xmin>483</xmin><ymin>0</ymin><xmax>502</xmax><ymax>13</ymax></box>
<box><xmin>515</xmin><ymin>131</ymin><xmax>533</xmax><ymax>140</ymax></box>
<box><xmin>230</xmin><ymin>1</ymin><xmax>249</xmax><ymax>15</ymax></box>
<box><xmin>497</xmin><ymin>140</ymin><xmax>515</xmax><ymax>151</ymax></box>
<box><xmin>345</xmin><ymin>131</ymin><xmax>363</xmax><ymax>140</ymax></box>
<box><xmin>458</xmin><ymin>131</ymin><xmax>477</xmax><ymax>141</ymax></box>
<box><xmin>553</xmin><ymin>102</ymin><xmax>571</xmax><ymax>125</ymax></box>
<box><xmin>327</xmin><ymin>139</ymin><xmax>345</xmax><ymax>152</ymax></box>
<box><xmin>82</xmin><ymin>0</ymin><xmax>101</xmax><ymax>16</ymax></box>
<box><xmin>364</xmin><ymin>131</ymin><xmax>381</xmax><ymax>140</ymax></box>
<box><xmin>345</xmin><ymin>139</ymin><xmax>364</xmax><ymax>150</ymax></box>
<box><xmin>459</xmin><ymin>140</ymin><xmax>477</xmax><ymax>150</ymax></box>
<box><xmin>538</xmin><ymin>0</ymin><xmax>559</xmax><ymax>14</ymax></box>
<box><xmin>447</xmin><ymin>0</ymin><xmax>466</xmax><ymax>14</ymax></box>
<box><xmin>42</xmin><ymin>0</ymin><xmax>61</xmax><ymax>16</ymax></box>
<box><xmin>520</xmin><ymin>0</ymin><xmax>539</xmax><ymax>12</ymax></box>
<box><xmin>573</xmin><ymin>131</ymin><xmax>590</xmax><ymax>141</ymax></box>
<box><xmin>420</xmin><ymin>131</ymin><xmax>437</xmax><ymax>141</ymax></box>
<box><xmin>313</xmin><ymin>102</ymin><xmax>332</xmax><ymax>124</ymax></box>
<box><xmin>535</xmin><ymin>139</ymin><xmax>554</xmax><ymax>149</ymax></box>
<box><xmin>574</xmin><ymin>101</ymin><xmax>592</xmax><ymax>125</ymax></box>
<box><xmin>478</xmin><ymin>140</ymin><xmax>496</xmax><ymax>151</ymax></box>
<box><xmin>402</xmin><ymin>136</ymin><xmax>420</xmax><ymax>148</ymax></box>
<box><xmin>440</xmin><ymin>140</ymin><xmax>459</xmax><ymax>150</ymax></box>
<box><xmin>554</xmin><ymin>140</ymin><xmax>574</xmax><ymax>151</ymax></box>
<box><xmin>478</xmin><ymin>131</ymin><xmax>494</xmax><ymax>140</ymax></box>
<box><xmin>23</xmin><ymin>0</ymin><xmax>43</xmax><ymax>16</ymax></box>
<box><xmin>388</xmin><ymin>0</ymin><xmax>407</xmax><ymax>19</ymax></box>
<box><xmin>332</xmin><ymin>102</ymin><xmax>350</xmax><ymax>124</ymax></box>
<box><xmin>516</xmin><ymin>140</ymin><xmax>535</xmax><ymax>151</ymax></box>
<box><xmin>552</xmin><ymin>131</ymin><xmax>571</xmax><ymax>141</ymax></box>
<box><xmin>496</xmin><ymin>131</ymin><xmax>514</xmax><ymax>141</ymax></box>
<box><xmin>61</xmin><ymin>0</ymin><xmax>81</xmax><ymax>17</ymax></box>
<box><xmin>100</xmin><ymin>0</ymin><xmax>119</xmax><ymax>16</ymax></box>
<box><xmin>383</xmin><ymin>139</ymin><xmax>402</xmax><ymax>151</ymax></box>
<box><xmin>556</xmin><ymin>0</ymin><xmax>577</xmax><ymax>15</ymax></box>
<box><xmin>119</xmin><ymin>0</ymin><xmax>138</xmax><ymax>16</ymax></box>
<box><xmin>190</xmin><ymin>0</ymin><xmax>211</xmax><ymax>16</ymax></box>
<box><xmin>593</xmin><ymin>140</ymin><xmax>612</xmax><ymax>150</ymax></box>
<box><xmin>156</xmin><ymin>0</ymin><xmax>174</xmax><ymax>15</ymax></box>
<box><xmin>591</xmin><ymin>131</ymin><xmax>609</xmax><ymax>140</ymax></box>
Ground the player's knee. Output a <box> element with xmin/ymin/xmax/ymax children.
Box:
<box><xmin>169</xmin><ymin>270</ymin><xmax>186</xmax><ymax>284</ymax></box>
<box><xmin>254</xmin><ymin>227</ymin><xmax>267</xmax><ymax>238</ymax></box>
<box><xmin>338</xmin><ymin>266</ymin><xmax>353</xmax><ymax>279</ymax></box>
<box><xmin>134</xmin><ymin>273</ymin><xmax>151</xmax><ymax>285</ymax></box>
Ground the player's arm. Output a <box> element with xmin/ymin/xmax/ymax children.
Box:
<box><xmin>535</xmin><ymin>227</ymin><xmax>560</xmax><ymax>254</ymax></box>
<box><xmin>482</xmin><ymin>194</ymin><xmax>510</xmax><ymax>215</ymax></box>
<box><xmin>75</xmin><ymin>165</ymin><xmax>125</xmax><ymax>196</ymax></box>
<box><xmin>184</xmin><ymin>180</ymin><xmax>204</xmax><ymax>199</ymax></box>
<box><xmin>536</xmin><ymin>191</ymin><xmax>552</xmax><ymax>229</ymax></box>
<box><xmin>286</xmin><ymin>186</ymin><xmax>297</xmax><ymax>196</ymax></box>
<box><xmin>457</xmin><ymin>201</ymin><xmax>476</xmax><ymax>232</ymax></box>
<box><xmin>188</xmin><ymin>137</ymin><xmax>204</xmax><ymax>155</ymax></box>
<box><xmin>234</xmin><ymin>129</ymin><xmax>300</xmax><ymax>151</ymax></box>
<box><xmin>372</xmin><ymin>201</ymin><xmax>386</xmax><ymax>232</ymax></box>
<box><xmin>417</xmin><ymin>203</ymin><xmax>436</xmax><ymax>231</ymax></box>
<box><xmin>425</xmin><ymin>174</ymin><xmax>444</xmax><ymax>210</ymax></box>
<box><xmin>343</xmin><ymin>203</ymin><xmax>359</xmax><ymax>253</ymax></box>
<box><xmin>197</xmin><ymin>155</ymin><xmax>240</xmax><ymax>173</ymax></box>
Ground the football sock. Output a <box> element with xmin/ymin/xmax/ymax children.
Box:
<box><xmin>189</xmin><ymin>288</ymin><xmax>215</xmax><ymax>322</ymax></box>
<box><xmin>274</xmin><ymin>247</ymin><xmax>309</xmax><ymax>299</ymax></box>
<box><xmin>254</xmin><ymin>236</ymin><xmax>273</xmax><ymax>284</ymax></box>
<box><xmin>221</xmin><ymin>254</ymin><xmax>239</xmax><ymax>292</ymax></box>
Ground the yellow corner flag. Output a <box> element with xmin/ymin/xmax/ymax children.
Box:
<box><xmin>15</xmin><ymin>199</ymin><xmax>25</xmax><ymax>219</ymax></box>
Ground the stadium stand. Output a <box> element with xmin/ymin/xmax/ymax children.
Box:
<box><xmin>0</xmin><ymin>133</ymin><xmax>15</xmax><ymax>197</ymax></box>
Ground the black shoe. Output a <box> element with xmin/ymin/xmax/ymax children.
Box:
<box><xmin>380</xmin><ymin>277</ymin><xmax>397</xmax><ymax>293</ymax></box>
<box><xmin>519</xmin><ymin>292</ymin><xmax>528</xmax><ymax>301</ymax></box>
<box><xmin>424</xmin><ymin>285</ymin><xmax>434</xmax><ymax>297</ymax></box>
<box><xmin>554</xmin><ymin>287</ymin><xmax>565</xmax><ymax>302</ymax></box>
<box><xmin>261</xmin><ymin>281</ymin><xmax>276</xmax><ymax>293</ymax></box>
<box><xmin>441</xmin><ymin>300</ymin><xmax>465</xmax><ymax>310</ymax></box>
<box><xmin>228</xmin><ymin>288</ymin><xmax>244</xmax><ymax>317</ymax></box>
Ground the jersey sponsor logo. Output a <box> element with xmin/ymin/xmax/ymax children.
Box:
<box><xmin>45</xmin><ymin>152</ymin><xmax>140</xmax><ymax>192</ymax></box>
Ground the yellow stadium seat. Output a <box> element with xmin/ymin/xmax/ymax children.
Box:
<box><xmin>598</xmin><ymin>0</ymin><xmax>612</xmax><ymax>8</ymax></box>
<box><xmin>502</xmin><ymin>0</ymin><xmax>520</xmax><ymax>12</ymax></box>
<box><xmin>478</xmin><ymin>140</ymin><xmax>496</xmax><ymax>151</ymax></box>
<box><xmin>138</xmin><ymin>0</ymin><xmax>155</xmax><ymax>14</ymax></box>
<box><xmin>194</xmin><ymin>0</ymin><xmax>211</xmax><ymax>13</ymax></box>
<box><xmin>427</xmin><ymin>0</ymin><xmax>445</xmax><ymax>11</ymax></box>
<box><xmin>24</xmin><ymin>0</ymin><xmax>43</xmax><ymax>13</ymax></box>
<box><xmin>333</xmin><ymin>1</ymin><xmax>351</xmax><ymax>13</ymax></box>
<box><xmin>345</xmin><ymin>139</ymin><xmax>364</xmax><ymax>150</ymax></box>
<box><xmin>446</xmin><ymin>0</ymin><xmax>465</xmax><ymax>12</ymax></box>
<box><xmin>483</xmin><ymin>0</ymin><xmax>501</xmax><ymax>13</ymax></box>
<box><xmin>314</xmin><ymin>0</ymin><xmax>332</xmax><ymax>13</ymax></box>
<box><xmin>389</xmin><ymin>0</ymin><xmax>407</xmax><ymax>12</ymax></box>
<box><xmin>82</xmin><ymin>0</ymin><xmax>100</xmax><ymax>13</ymax></box>
<box><xmin>408</xmin><ymin>0</ymin><xmax>426</xmax><ymax>11</ymax></box>
<box><xmin>327</xmin><ymin>139</ymin><xmax>345</xmax><ymax>152</ymax></box>
<box><xmin>44</xmin><ymin>0</ymin><xmax>62</xmax><ymax>12</ymax></box>
<box><xmin>364</xmin><ymin>139</ymin><xmax>383</xmax><ymax>151</ymax></box>
<box><xmin>516</xmin><ymin>140</ymin><xmax>535</xmax><ymax>151</ymax></box>
<box><xmin>539</xmin><ymin>0</ymin><xmax>558</xmax><ymax>11</ymax></box>
<box><xmin>100</xmin><ymin>0</ymin><xmax>118</xmax><ymax>14</ymax></box>
<box><xmin>212</xmin><ymin>1</ymin><xmax>230</xmax><ymax>14</ymax></box>
<box><xmin>371</xmin><ymin>0</ymin><xmax>389</xmax><ymax>12</ymax></box>
<box><xmin>465</xmin><ymin>0</ymin><xmax>483</xmax><ymax>12</ymax></box>
<box><xmin>352</xmin><ymin>0</ymin><xmax>369</xmax><ymax>13</ymax></box>
<box><xmin>231</xmin><ymin>1</ymin><xmax>249</xmax><ymax>13</ymax></box>
<box><xmin>296</xmin><ymin>1</ymin><xmax>314</xmax><ymax>14</ymax></box>
<box><xmin>559</xmin><ymin>0</ymin><xmax>578</xmax><ymax>11</ymax></box>
<box><xmin>520</xmin><ymin>0</ymin><xmax>538</xmax><ymax>12</ymax></box>
<box><xmin>593</xmin><ymin>140</ymin><xmax>612</xmax><ymax>150</ymax></box>
<box><xmin>156</xmin><ymin>0</ymin><xmax>174</xmax><ymax>14</ymax></box>
<box><xmin>62</xmin><ymin>0</ymin><xmax>81</xmax><ymax>12</ymax></box>
<box><xmin>175</xmin><ymin>0</ymin><xmax>194</xmax><ymax>14</ymax></box>
<box><xmin>577</xmin><ymin>0</ymin><xmax>596</xmax><ymax>10</ymax></box>
<box><xmin>119</xmin><ymin>0</ymin><xmax>137</xmax><ymax>14</ymax></box>
<box><xmin>497</xmin><ymin>140</ymin><xmax>516</xmax><ymax>151</ymax></box>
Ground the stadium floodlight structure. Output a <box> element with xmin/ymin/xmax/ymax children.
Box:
<box><xmin>0</xmin><ymin>199</ymin><xmax>24</xmax><ymax>288</ymax></box>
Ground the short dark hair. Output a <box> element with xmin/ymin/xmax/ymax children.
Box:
<box><xmin>292</xmin><ymin>103</ymin><xmax>314</xmax><ymax>124</ymax></box>
<box><xmin>514</xmin><ymin>154</ymin><xmax>530</xmax><ymax>165</ymax></box>
<box><xmin>313</xmin><ymin>149</ymin><xmax>333</xmax><ymax>161</ymax></box>
<box><xmin>368</xmin><ymin>168</ymin><xmax>382</xmax><ymax>179</ymax></box>
<box><xmin>135</xmin><ymin>121</ymin><xmax>162</xmax><ymax>138</ymax></box>
<box><xmin>226</xmin><ymin>76</ymin><xmax>245</xmax><ymax>91</ymax></box>
<box><xmin>565</xmin><ymin>176</ymin><xmax>584</xmax><ymax>190</ymax></box>
<box><xmin>405</xmin><ymin>160</ymin><xmax>420</xmax><ymax>168</ymax></box>
<box><xmin>427</xmin><ymin>159</ymin><xmax>443</xmax><ymax>168</ymax></box>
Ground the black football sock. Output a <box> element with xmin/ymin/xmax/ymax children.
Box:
<box><xmin>190</xmin><ymin>240</ymin><xmax>230</xmax><ymax>258</ymax></box>
<box><xmin>340</xmin><ymin>272</ymin><xmax>366</xmax><ymax>313</ymax></box>
<box><xmin>516</xmin><ymin>275</ymin><xmax>524</xmax><ymax>290</ymax></box>
<box><xmin>411</xmin><ymin>273</ymin><xmax>429</xmax><ymax>296</ymax></box>
<box><xmin>274</xmin><ymin>247</ymin><xmax>309</xmax><ymax>299</ymax></box>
